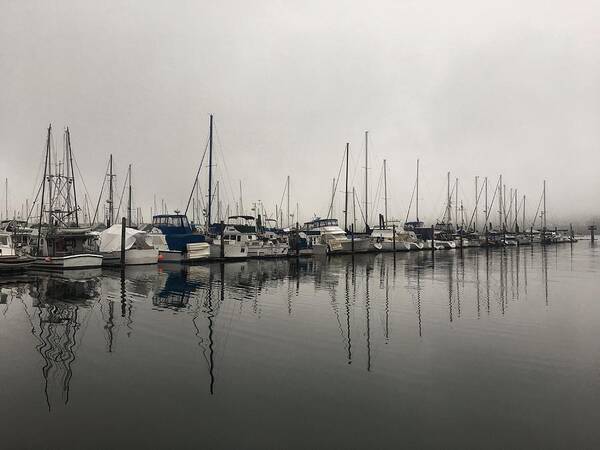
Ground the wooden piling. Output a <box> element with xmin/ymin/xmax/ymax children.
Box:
<box><xmin>220</xmin><ymin>220</ymin><xmax>225</xmax><ymax>259</ymax></box>
<box><xmin>120</xmin><ymin>217</ymin><xmax>126</xmax><ymax>267</ymax></box>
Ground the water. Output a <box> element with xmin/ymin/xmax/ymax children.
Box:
<box><xmin>1</xmin><ymin>244</ymin><xmax>599</xmax><ymax>449</ymax></box>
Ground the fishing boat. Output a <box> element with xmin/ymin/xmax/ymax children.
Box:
<box><xmin>30</xmin><ymin>125</ymin><xmax>103</xmax><ymax>270</ymax></box>
<box><xmin>0</xmin><ymin>231</ymin><xmax>35</xmax><ymax>272</ymax></box>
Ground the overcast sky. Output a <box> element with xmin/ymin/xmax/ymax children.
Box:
<box><xmin>1</xmin><ymin>0</ymin><xmax>599</xmax><ymax>227</ymax></box>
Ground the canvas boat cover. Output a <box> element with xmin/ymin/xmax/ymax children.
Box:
<box><xmin>99</xmin><ymin>225</ymin><xmax>153</xmax><ymax>252</ymax></box>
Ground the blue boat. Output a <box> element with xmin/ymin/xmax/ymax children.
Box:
<box><xmin>151</xmin><ymin>214</ymin><xmax>210</xmax><ymax>262</ymax></box>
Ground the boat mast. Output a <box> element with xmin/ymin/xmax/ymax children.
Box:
<box><xmin>446</xmin><ymin>171</ymin><xmax>451</xmax><ymax>225</ymax></box>
<box><xmin>383</xmin><ymin>159</ymin><xmax>388</xmax><ymax>227</ymax></box>
<box><xmin>344</xmin><ymin>143</ymin><xmax>349</xmax><ymax>232</ymax></box>
<box><xmin>364</xmin><ymin>130</ymin><xmax>368</xmax><ymax>231</ymax></box>
<box><xmin>416</xmin><ymin>159</ymin><xmax>420</xmax><ymax>222</ymax></box>
<box><xmin>514</xmin><ymin>188</ymin><xmax>518</xmax><ymax>232</ymax></box>
<box><xmin>37</xmin><ymin>124</ymin><xmax>51</xmax><ymax>252</ymax></box>
<box><xmin>207</xmin><ymin>114</ymin><xmax>214</xmax><ymax>228</ymax></box>
<box><xmin>543</xmin><ymin>180</ymin><xmax>547</xmax><ymax>231</ymax></box>
<box><xmin>484</xmin><ymin>177</ymin><xmax>488</xmax><ymax>231</ymax></box>
<box><xmin>127</xmin><ymin>164</ymin><xmax>132</xmax><ymax>227</ymax></box>
<box><xmin>352</xmin><ymin>186</ymin><xmax>357</xmax><ymax>233</ymax></box>
<box><xmin>455</xmin><ymin>177</ymin><xmax>458</xmax><ymax>230</ymax></box>
<box><xmin>4</xmin><ymin>178</ymin><xmax>7</xmax><ymax>220</ymax></box>
<box><xmin>522</xmin><ymin>195</ymin><xmax>526</xmax><ymax>232</ymax></box>
<box><xmin>108</xmin><ymin>154</ymin><xmax>114</xmax><ymax>227</ymax></box>
<box><xmin>66</xmin><ymin>128</ymin><xmax>79</xmax><ymax>227</ymax></box>
<box><xmin>286</xmin><ymin>175</ymin><xmax>290</xmax><ymax>228</ymax></box>
<box><xmin>474</xmin><ymin>176</ymin><xmax>478</xmax><ymax>232</ymax></box>
<box><xmin>498</xmin><ymin>174</ymin><xmax>503</xmax><ymax>231</ymax></box>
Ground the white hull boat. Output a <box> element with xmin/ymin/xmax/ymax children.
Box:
<box><xmin>32</xmin><ymin>253</ymin><xmax>103</xmax><ymax>270</ymax></box>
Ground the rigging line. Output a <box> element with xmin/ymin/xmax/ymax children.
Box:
<box><xmin>213</xmin><ymin>122</ymin><xmax>237</xmax><ymax>207</ymax></box>
<box><xmin>353</xmin><ymin>189</ymin><xmax>367</xmax><ymax>226</ymax></box>
<box><xmin>483</xmin><ymin>177</ymin><xmax>502</xmax><ymax>226</ymax></box>
<box><xmin>465</xmin><ymin>180</ymin><xmax>486</xmax><ymax>231</ymax></box>
<box><xmin>404</xmin><ymin>177</ymin><xmax>417</xmax><ymax>225</ymax></box>
<box><xmin>326</xmin><ymin>148</ymin><xmax>346</xmax><ymax>219</ymax></box>
<box><xmin>26</xmin><ymin>181</ymin><xmax>44</xmax><ymax>222</ymax></box>
<box><xmin>369</xmin><ymin>163</ymin><xmax>384</xmax><ymax>222</ymax></box>
<box><xmin>531</xmin><ymin>190</ymin><xmax>544</xmax><ymax>230</ymax></box>
<box><xmin>92</xmin><ymin>158</ymin><xmax>111</xmax><ymax>225</ymax></box>
<box><xmin>114</xmin><ymin>168</ymin><xmax>129</xmax><ymax>221</ymax></box>
<box><xmin>184</xmin><ymin>134</ymin><xmax>209</xmax><ymax>216</ymax></box>
<box><xmin>72</xmin><ymin>154</ymin><xmax>94</xmax><ymax>223</ymax></box>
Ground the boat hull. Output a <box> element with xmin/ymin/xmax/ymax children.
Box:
<box><xmin>102</xmin><ymin>249</ymin><xmax>159</xmax><ymax>266</ymax></box>
<box><xmin>32</xmin><ymin>254</ymin><xmax>103</xmax><ymax>270</ymax></box>
<box><xmin>0</xmin><ymin>255</ymin><xmax>35</xmax><ymax>272</ymax></box>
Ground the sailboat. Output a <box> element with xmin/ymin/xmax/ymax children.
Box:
<box><xmin>31</xmin><ymin>125</ymin><xmax>103</xmax><ymax>269</ymax></box>
<box><xmin>150</xmin><ymin>116</ymin><xmax>217</xmax><ymax>262</ymax></box>
<box><xmin>369</xmin><ymin>160</ymin><xmax>423</xmax><ymax>251</ymax></box>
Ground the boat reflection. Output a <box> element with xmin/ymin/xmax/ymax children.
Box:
<box><xmin>10</xmin><ymin>245</ymin><xmax>557</xmax><ymax>409</ymax></box>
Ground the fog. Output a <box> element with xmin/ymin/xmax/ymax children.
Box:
<box><xmin>1</xmin><ymin>0</ymin><xmax>598</xmax><ymax>228</ymax></box>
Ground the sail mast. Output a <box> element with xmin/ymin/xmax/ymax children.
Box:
<box><xmin>364</xmin><ymin>130</ymin><xmax>368</xmax><ymax>231</ymax></box>
<box><xmin>286</xmin><ymin>175</ymin><xmax>290</xmax><ymax>229</ymax></box>
<box><xmin>416</xmin><ymin>159</ymin><xmax>420</xmax><ymax>222</ymax></box>
<box><xmin>108</xmin><ymin>154</ymin><xmax>114</xmax><ymax>227</ymax></box>
<box><xmin>67</xmin><ymin>128</ymin><xmax>79</xmax><ymax>226</ymax></box>
<box><xmin>344</xmin><ymin>143</ymin><xmax>349</xmax><ymax>232</ymax></box>
<box><xmin>127</xmin><ymin>164</ymin><xmax>132</xmax><ymax>227</ymax></box>
<box><xmin>383</xmin><ymin>159</ymin><xmax>388</xmax><ymax>227</ymax></box>
<box><xmin>37</xmin><ymin>125</ymin><xmax>51</xmax><ymax>252</ymax></box>
<box><xmin>446</xmin><ymin>171</ymin><xmax>451</xmax><ymax>225</ymax></box>
<box><xmin>207</xmin><ymin>114</ymin><xmax>214</xmax><ymax>228</ymax></box>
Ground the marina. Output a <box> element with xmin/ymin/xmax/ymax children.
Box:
<box><xmin>0</xmin><ymin>118</ymin><xmax>588</xmax><ymax>273</ymax></box>
<box><xmin>1</xmin><ymin>243</ymin><xmax>599</xmax><ymax>448</ymax></box>
<box><xmin>2</xmin><ymin>1</ymin><xmax>600</xmax><ymax>448</ymax></box>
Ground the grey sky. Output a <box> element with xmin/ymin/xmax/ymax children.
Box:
<box><xmin>1</xmin><ymin>0</ymin><xmax>598</xmax><ymax>227</ymax></box>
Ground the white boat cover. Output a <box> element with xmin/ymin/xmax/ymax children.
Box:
<box><xmin>99</xmin><ymin>225</ymin><xmax>153</xmax><ymax>252</ymax></box>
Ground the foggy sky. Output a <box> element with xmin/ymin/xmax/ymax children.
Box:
<box><xmin>1</xmin><ymin>0</ymin><xmax>599</xmax><ymax>227</ymax></box>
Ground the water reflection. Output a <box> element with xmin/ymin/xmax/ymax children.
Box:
<box><xmin>27</xmin><ymin>270</ymin><xmax>101</xmax><ymax>410</ymax></box>
<box><xmin>4</xmin><ymin>245</ymin><xmax>562</xmax><ymax>411</ymax></box>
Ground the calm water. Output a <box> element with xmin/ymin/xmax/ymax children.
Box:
<box><xmin>1</xmin><ymin>244</ymin><xmax>599</xmax><ymax>449</ymax></box>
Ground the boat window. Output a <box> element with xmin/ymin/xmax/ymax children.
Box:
<box><xmin>0</xmin><ymin>236</ymin><xmax>7</xmax><ymax>246</ymax></box>
<box><xmin>240</xmin><ymin>247</ymin><xmax>245</xmax><ymax>253</ymax></box>
<box><xmin>237</xmin><ymin>235</ymin><xmax>241</xmax><ymax>242</ymax></box>
<box><xmin>181</xmin><ymin>217</ymin><xmax>190</xmax><ymax>228</ymax></box>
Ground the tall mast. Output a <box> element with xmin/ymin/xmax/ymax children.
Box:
<box><xmin>127</xmin><ymin>164</ymin><xmax>132</xmax><ymax>227</ymax></box>
<box><xmin>383</xmin><ymin>159</ymin><xmax>388</xmax><ymax>227</ymax></box>
<box><xmin>66</xmin><ymin>128</ymin><xmax>79</xmax><ymax>226</ymax></box>
<box><xmin>37</xmin><ymin>125</ymin><xmax>51</xmax><ymax>251</ymax></box>
<box><xmin>474</xmin><ymin>176</ymin><xmax>478</xmax><ymax>232</ymax></box>
<box><xmin>207</xmin><ymin>114</ymin><xmax>214</xmax><ymax>227</ymax></box>
<box><xmin>446</xmin><ymin>171</ymin><xmax>451</xmax><ymax>225</ymax></box>
<box><xmin>543</xmin><ymin>180</ymin><xmax>547</xmax><ymax>230</ymax></box>
<box><xmin>416</xmin><ymin>159</ymin><xmax>420</xmax><ymax>222</ymax></box>
<box><xmin>522</xmin><ymin>195</ymin><xmax>526</xmax><ymax>232</ymax></box>
<box><xmin>344</xmin><ymin>143</ymin><xmax>349</xmax><ymax>232</ymax></box>
<box><xmin>364</xmin><ymin>130</ymin><xmax>368</xmax><ymax>231</ymax></box>
<box><xmin>4</xmin><ymin>178</ymin><xmax>7</xmax><ymax>220</ymax></box>
<box><xmin>238</xmin><ymin>181</ymin><xmax>242</xmax><ymax>217</ymax></box>
<box><xmin>484</xmin><ymin>177</ymin><xmax>488</xmax><ymax>230</ymax></box>
<box><xmin>455</xmin><ymin>177</ymin><xmax>458</xmax><ymax>230</ymax></box>
<box><xmin>352</xmin><ymin>186</ymin><xmax>357</xmax><ymax>233</ymax></box>
<box><xmin>498</xmin><ymin>175</ymin><xmax>503</xmax><ymax>231</ymax></box>
<box><xmin>514</xmin><ymin>188</ymin><xmax>519</xmax><ymax>232</ymax></box>
<box><xmin>286</xmin><ymin>175</ymin><xmax>290</xmax><ymax>228</ymax></box>
<box><xmin>108</xmin><ymin>154</ymin><xmax>114</xmax><ymax>227</ymax></box>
